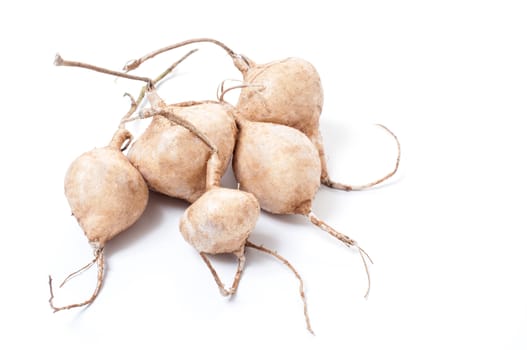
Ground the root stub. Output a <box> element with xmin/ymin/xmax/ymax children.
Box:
<box><xmin>48</xmin><ymin>248</ymin><xmax>105</xmax><ymax>313</ymax></box>
<box><xmin>200</xmin><ymin>247</ymin><xmax>246</xmax><ymax>297</ymax></box>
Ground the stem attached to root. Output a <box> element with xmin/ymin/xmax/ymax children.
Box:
<box><xmin>49</xmin><ymin>248</ymin><xmax>105</xmax><ymax>313</ymax></box>
<box><xmin>216</xmin><ymin>80</ymin><xmax>265</xmax><ymax>103</ymax></box>
<box><xmin>307</xmin><ymin>212</ymin><xmax>373</xmax><ymax>299</ymax></box>
<box><xmin>245</xmin><ymin>240</ymin><xmax>314</xmax><ymax>335</ymax></box>
<box><xmin>54</xmin><ymin>54</ymin><xmax>152</xmax><ymax>84</ymax></box>
<box><xmin>199</xmin><ymin>247</ymin><xmax>246</xmax><ymax>297</ymax></box>
<box><xmin>123</xmin><ymin>38</ymin><xmax>238</xmax><ymax>72</ymax></box>
<box><xmin>136</xmin><ymin>106</ymin><xmax>222</xmax><ymax>188</ymax></box>
<box><xmin>119</xmin><ymin>49</ymin><xmax>199</xmax><ymax>127</ymax></box>
<box><xmin>322</xmin><ymin>123</ymin><xmax>401</xmax><ymax>191</ymax></box>
<box><xmin>140</xmin><ymin>108</ymin><xmax>217</xmax><ymax>153</ymax></box>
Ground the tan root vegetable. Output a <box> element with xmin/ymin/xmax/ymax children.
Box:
<box><xmin>123</xmin><ymin>37</ymin><xmax>400</xmax><ymax>191</ymax></box>
<box><xmin>180</xmin><ymin>186</ymin><xmax>313</xmax><ymax>333</ymax></box>
<box><xmin>232</xmin><ymin>119</ymin><xmax>373</xmax><ymax>297</ymax></box>
<box><xmin>49</xmin><ymin>127</ymin><xmax>149</xmax><ymax>312</ymax></box>
<box><xmin>127</xmin><ymin>92</ymin><xmax>237</xmax><ymax>202</ymax></box>
<box><xmin>180</xmin><ymin>186</ymin><xmax>259</xmax><ymax>295</ymax></box>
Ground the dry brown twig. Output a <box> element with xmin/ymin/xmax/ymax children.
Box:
<box><xmin>245</xmin><ymin>240</ymin><xmax>314</xmax><ymax>335</ymax></box>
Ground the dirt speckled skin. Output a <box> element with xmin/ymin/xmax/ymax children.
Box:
<box><xmin>127</xmin><ymin>102</ymin><xmax>237</xmax><ymax>203</ymax></box>
<box><xmin>236</xmin><ymin>57</ymin><xmax>323</xmax><ymax>140</ymax></box>
<box><xmin>179</xmin><ymin>188</ymin><xmax>260</xmax><ymax>254</ymax></box>
<box><xmin>233</xmin><ymin>121</ymin><xmax>321</xmax><ymax>215</ymax></box>
<box><xmin>64</xmin><ymin>143</ymin><xmax>148</xmax><ymax>247</ymax></box>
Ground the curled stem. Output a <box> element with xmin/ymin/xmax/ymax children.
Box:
<box><xmin>199</xmin><ymin>247</ymin><xmax>246</xmax><ymax>297</ymax></box>
<box><xmin>55</xmin><ymin>54</ymin><xmax>152</xmax><ymax>84</ymax></box>
<box><xmin>216</xmin><ymin>80</ymin><xmax>264</xmax><ymax>103</ymax></box>
<box><xmin>123</xmin><ymin>38</ymin><xmax>238</xmax><ymax>72</ymax></box>
<box><xmin>49</xmin><ymin>248</ymin><xmax>105</xmax><ymax>313</ymax></box>
<box><xmin>322</xmin><ymin>124</ymin><xmax>401</xmax><ymax>191</ymax></box>
<box><xmin>307</xmin><ymin>212</ymin><xmax>373</xmax><ymax>299</ymax></box>
<box><xmin>245</xmin><ymin>240</ymin><xmax>314</xmax><ymax>335</ymax></box>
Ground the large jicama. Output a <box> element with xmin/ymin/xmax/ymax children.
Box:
<box><xmin>123</xmin><ymin>37</ymin><xmax>400</xmax><ymax>191</ymax></box>
<box><xmin>48</xmin><ymin>53</ymin><xmax>194</xmax><ymax>312</ymax></box>
<box><xmin>232</xmin><ymin>118</ymin><xmax>375</xmax><ymax>297</ymax></box>
<box><xmin>126</xmin><ymin>93</ymin><xmax>237</xmax><ymax>203</ymax></box>
<box><xmin>49</xmin><ymin>127</ymin><xmax>149</xmax><ymax>312</ymax></box>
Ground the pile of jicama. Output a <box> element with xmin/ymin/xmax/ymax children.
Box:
<box><xmin>49</xmin><ymin>38</ymin><xmax>400</xmax><ymax>334</ymax></box>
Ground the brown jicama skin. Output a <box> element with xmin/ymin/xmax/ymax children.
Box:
<box><xmin>235</xmin><ymin>57</ymin><xmax>323</xmax><ymax>141</ymax></box>
<box><xmin>180</xmin><ymin>187</ymin><xmax>260</xmax><ymax>255</ymax></box>
<box><xmin>127</xmin><ymin>91</ymin><xmax>237</xmax><ymax>203</ymax></box>
<box><xmin>233</xmin><ymin>119</ymin><xmax>321</xmax><ymax>215</ymax></box>
<box><xmin>65</xmin><ymin>128</ymin><xmax>148</xmax><ymax>247</ymax></box>
<box><xmin>179</xmin><ymin>187</ymin><xmax>258</xmax><ymax>297</ymax></box>
<box><xmin>49</xmin><ymin>128</ymin><xmax>149</xmax><ymax>312</ymax></box>
<box><xmin>233</xmin><ymin>119</ymin><xmax>373</xmax><ymax>297</ymax></box>
<box><xmin>123</xmin><ymin>38</ymin><xmax>400</xmax><ymax>191</ymax></box>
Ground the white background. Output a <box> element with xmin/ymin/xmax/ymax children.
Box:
<box><xmin>1</xmin><ymin>0</ymin><xmax>526</xmax><ymax>349</ymax></box>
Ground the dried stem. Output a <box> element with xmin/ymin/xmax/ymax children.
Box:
<box><xmin>55</xmin><ymin>54</ymin><xmax>152</xmax><ymax>84</ymax></box>
<box><xmin>49</xmin><ymin>248</ymin><xmax>105</xmax><ymax>312</ymax></box>
<box><xmin>229</xmin><ymin>247</ymin><xmax>246</xmax><ymax>295</ymax></box>
<box><xmin>119</xmin><ymin>49</ymin><xmax>199</xmax><ymax>127</ymax></box>
<box><xmin>245</xmin><ymin>240</ymin><xmax>314</xmax><ymax>335</ymax></box>
<box><xmin>141</xmin><ymin>108</ymin><xmax>217</xmax><ymax>153</ymax></box>
<box><xmin>217</xmin><ymin>82</ymin><xmax>264</xmax><ymax>103</ymax></box>
<box><xmin>123</xmin><ymin>38</ymin><xmax>238</xmax><ymax>72</ymax></box>
<box><xmin>199</xmin><ymin>247</ymin><xmax>246</xmax><ymax>297</ymax></box>
<box><xmin>322</xmin><ymin>124</ymin><xmax>401</xmax><ymax>191</ymax></box>
<box><xmin>216</xmin><ymin>79</ymin><xmax>244</xmax><ymax>101</ymax></box>
<box><xmin>58</xmin><ymin>253</ymin><xmax>98</xmax><ymax>288</ymax></box>
<box><xmin>307</xmin><ymin>212</ymin><xmax>373</xmax><ymax>298</ymax></box>
<box><xmin>206</xmin><ymin>152</ymin><xmax>222</xmax><ymax>189</ymax></box>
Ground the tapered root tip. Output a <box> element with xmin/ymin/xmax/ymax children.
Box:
<box><xmin>123</xmin><ymin>59</ymin><xmax>139</xmax><ymax>72</ymax></box>
<box><xmin>54</xmin><ymin>53</ymin><xmax>64</xmax><ymax>66</ymax></box>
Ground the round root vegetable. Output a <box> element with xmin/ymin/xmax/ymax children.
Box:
<box><xmin>164</xmin><ymin>112</ymin><xmax>314</xmax><ymax>333</ymax></box>
<box><xmin>179</xmin><ymin>188</ymin><xmax>314</xmax><ymax>333</ymax></box>
<box><xmin>127</xmin><ymin>93</ymin><xmax>237</xmax><ymax>203</ymax></box>
<box><xmin>49</xmin><ymin>54</ymin><xmax>196</xmax><ymax>312</ymax></box>
<box><xmin>233</xmin><ymin>119</ymin><xmax>373</xmax><ymax>297</ymax></box>
<box><xmin>123</xmin><ymin>37</ymin><xmax>400</xmax><ymax>192</ymax></box>
<box><xmin>179</xmin><ymin>187</ymin><xmax>259</xmax><ymax>295</ymax></box>
<box><xmin>49</xmin><ymin>128</ymin><xmax>149</xmax><ymax>312</ymax></box>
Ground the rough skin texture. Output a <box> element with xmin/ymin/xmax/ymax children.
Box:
<box><xmin>179</xmin><ymin>188</ymin><xmax>260</xmax><ymax>254</ymax></box>
<box><xmin>236</xmin><ymin>57</ymin><xmax>323</xmax><ymax>140</ymax></box>
<box><xmin>127</xmin><ymin>102</ymin><xmax>237</xmax><ymax>203</ymax></box>
<box><xmin>233</xmin><ymin>121</ymin><xmax>321</xmax><ymax>215</ymax></box>
<box><xmin>64</xmin><ymin>146</ymin><xmax>148</xmax><ymax>247</ymax></box>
